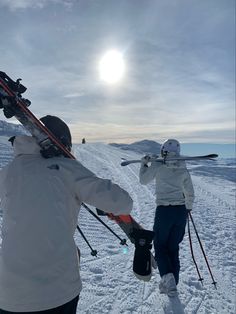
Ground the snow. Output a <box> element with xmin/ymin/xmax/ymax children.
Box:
<box><xmin>0</xmin><ymin>142</ymin><xmax>236</xmax><ymax>314</ymax></box>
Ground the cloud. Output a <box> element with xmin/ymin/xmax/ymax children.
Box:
<box><xmin>0</xmin><ymin>0</ymin><xmax>49</xmax><ymax>10</ymax></box>
<box><xmin>69</xmin><ymin>117</ymin><xmax>235</xmax><ymax>144</ymax></box>
<box><xmin>0</xmin><ymin>0</ymin><xmax>234</xmax><ymax>144</ymax></box>
<box><xmin>64</xmin><ymin>92</ymin><xmax>85</xmax><ymax>99</ymax></box>
<box><xmin>0</xmin><ymin>0</ymin><xmax>74</xmax><ymax>11</ymax></box>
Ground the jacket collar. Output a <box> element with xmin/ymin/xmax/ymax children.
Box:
<box><xmin>13</xmin><ymin>136</ymin><xmax>41</xmax><ymax>156</ymax></box>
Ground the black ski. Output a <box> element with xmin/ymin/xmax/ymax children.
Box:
<box><xmin>121</xmin><ymin>154</ymin><xmax>218</xmax><ymax>166</ymax></box>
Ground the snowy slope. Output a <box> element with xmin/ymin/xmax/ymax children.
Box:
<box><xmin>0</xmin><ymin>120</ymin><xmax>27</xmax><ymax>137</ymax></box>
<box><xmin>0</xmin><ymin>142</ymin><xmax>235</xmax><ymax>314</ymax></box>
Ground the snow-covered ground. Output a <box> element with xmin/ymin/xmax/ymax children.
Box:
<box><xmin>0</xmin><ymin>141</ymin><xmax>235</xmax><ymax>313</ymax></box>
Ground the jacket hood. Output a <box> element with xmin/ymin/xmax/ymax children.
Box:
<box><xmin>13</xmin><ymin>136</ymin><xmax>41</xmax><ymax>156</ymax></box>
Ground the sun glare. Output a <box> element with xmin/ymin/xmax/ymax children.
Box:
<box><xmin>99</xmin><ymin>50</ymin><xmax>125</xmax><ymax>84</ymax></box>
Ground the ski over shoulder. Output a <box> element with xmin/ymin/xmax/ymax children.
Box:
<box><xmin>0</xmin><ymin>71</ymin><xmax>155</xmax><ymax>279</ymax></box>
<box><xmin>0</xmin><ymin>71</ymin><xmax>75</xmax><ymax>158</ymax></box>
<box><xmin>0</xmin><ymin>70</ymin><xmax>137</xmax><ymax>224</ymax></box>
<box><xmin>121</xmin><ymin>154</ymin><xmax>218</xmax><ymax>166</ymax></box>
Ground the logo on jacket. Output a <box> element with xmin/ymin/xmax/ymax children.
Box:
<box><xmin>47</xmin><ymin>164</ymin><xmax>60</xmax><ymax>170</ymax></box>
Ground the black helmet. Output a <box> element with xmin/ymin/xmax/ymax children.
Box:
<box><xmin>40</xmin><ymin>115</ymin><xmax>72</xmax><ymax>151</ymax></box>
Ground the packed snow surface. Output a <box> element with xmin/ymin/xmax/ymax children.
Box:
<box><xmin>0</xmin><ymin>142</ymin><xmax>235</xmax><ymax>314</ymax></box>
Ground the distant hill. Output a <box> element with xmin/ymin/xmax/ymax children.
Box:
<box><xmin>110</xmin><ymin>140</ymin><xmax>235</xmax><ymax>158</ymax></box>
<box><xmin>0</xmin><ymin>122</ymin><xmax>234</xmax><ymax>158</ymax></box>
<box><xmin>0</xmin><ymin>119</ymin><xmax>27</xmax><ymax>137</ymax></box>
<box><xmin>109</xmin><ymin>140</ymin><xmax>161</xmax><ymax>155</ymax></box>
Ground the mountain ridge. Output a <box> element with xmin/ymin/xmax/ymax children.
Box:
<box><xmin>0</xmin><ymin>120</ymin><xmax>234</xmax><ymax>158</ymax></box>
<box><xmin>0</xmin><ymin>119</ymin><xmax>27</xmax><ymax>137</ymax></box>
<box><xmin>109</xmin><ymin>139</ymin><xmax>161</xmax><ymax>155</ymax></box>
<box><xmin>110</xmin><ymin>140</ymin><xmax>235</xmax><ymax>158</ymax></box>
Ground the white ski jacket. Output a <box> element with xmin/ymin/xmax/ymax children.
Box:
<box><xmin>0</xmin><ymin>136</ymin><xmax>133</xmax><ymax>312</ymax></box>
<box><xmin>139</xmin><ymin>160</ymin><xmax>194</xmax><ymax>210</ymax></box>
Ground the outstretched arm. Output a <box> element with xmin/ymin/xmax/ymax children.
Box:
<box><xmin>74</xmin><ymin>162</ymin><xmax>133</xmax><ymax>215</ymax></box>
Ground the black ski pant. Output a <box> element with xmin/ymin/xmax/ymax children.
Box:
<box><xmin>0</xmin><ymin>295</ymin><xmax>79</xmax><ymax>314</ymax></box>
<box><xmin>153</xmin><ymin>205</ymin><xmax>188</xmax><ymax>285</ymax></box>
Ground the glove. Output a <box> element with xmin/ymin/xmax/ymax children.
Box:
<box><xmin>141</xmin><ymin>155</ymin><xmax>151</xmax><ymax>165</ymax></box>
<box><xmin>131</xmin><ymin>229</ymin><xmax>155</xmax><ymax>282</ymax></box>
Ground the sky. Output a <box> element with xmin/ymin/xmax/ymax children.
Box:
<box><xmin>0</xmin><ymin>0</ymin><xmax>235</xmax><ymax>144</ymax></box>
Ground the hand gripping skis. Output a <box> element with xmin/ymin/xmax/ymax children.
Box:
<box><xmin>0</xmin><ymin>71</ymin><xmax>155</xmax><ymax>281</ymax></box>
<box><xmin>97</xmin><ymin>209</ymin><xmax>156</xmax><ymax>281</ymax></box>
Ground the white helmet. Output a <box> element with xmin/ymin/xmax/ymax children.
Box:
<box><xmin>161</xmin><ymin>139</ymin><xmax>180</xmax><ymax>157</ymax></box>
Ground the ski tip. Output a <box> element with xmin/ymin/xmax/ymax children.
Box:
<box><xmin>121</xmin><ymin>161</ymin><xmax>129</xmax><ymax>166</ymax></box>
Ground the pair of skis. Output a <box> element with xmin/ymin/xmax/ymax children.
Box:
<box><xmin>0</xmin><ymin>71</ymin><xmax>154</xmax><ymax>281</ymax></box>
<box><xmin>121</xmin><ymin>154</ymin><xmax>218</xmax><ymax>166</ymax></box>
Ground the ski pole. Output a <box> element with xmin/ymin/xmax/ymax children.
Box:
<box><xmin>187</xmin><ymin>215</ymin><xmax>204</xmax><ymax>284</ymax></box>
<box><xmin>76</xmin><ymin>225</ymin><xmax>98</xmax><ymax>257</ymax></box>
<box><xmin>82</xmin><ymin>204</ymin><xmax>127</xmax><ymax>246</ymax></box>
<box><xmin>189</xmin><ymin>212</ymin><xmax>217</xmax><ymax>288</ymax></box>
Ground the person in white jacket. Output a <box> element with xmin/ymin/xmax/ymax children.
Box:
<box><xmin>0</xmin><ymin>116</ymin><xmax>133</xmax><ymax>314</ymax></box>
<box><xmin>139</xmin><ymin>139</ymin><xmax>194</xmax><ymax>297</ymax></box>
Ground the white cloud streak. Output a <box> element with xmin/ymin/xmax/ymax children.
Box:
<box><xmin>0</xmin><ymin>0</ymin><xmax>73</xmax><ymax>11</ymax></box>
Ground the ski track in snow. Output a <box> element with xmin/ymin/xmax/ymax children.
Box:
<box><xmin>0</xmin><ymin>142</ymin><xmax>235</xmax><ymax>314</ymax></box>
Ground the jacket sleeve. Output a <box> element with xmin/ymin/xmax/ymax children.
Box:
<box><xmin>139</xmin><ymin>162</ymin><xmax>158</xmax><ymax>185</ymax></box>
<box><xmin>182</xmin><ymin>170</ymin><xmax>195</xmax><ymax>210</ymax></box>
<box><xmin>73</xmin><ymin>163</ymin><xmax>133</xmax><ymax>215</ymax></box>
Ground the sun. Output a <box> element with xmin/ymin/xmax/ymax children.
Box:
<box><xmin>99</xmin><ymin>50</ymin><xmax>125</xmax><ymax>84</ymax></box>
